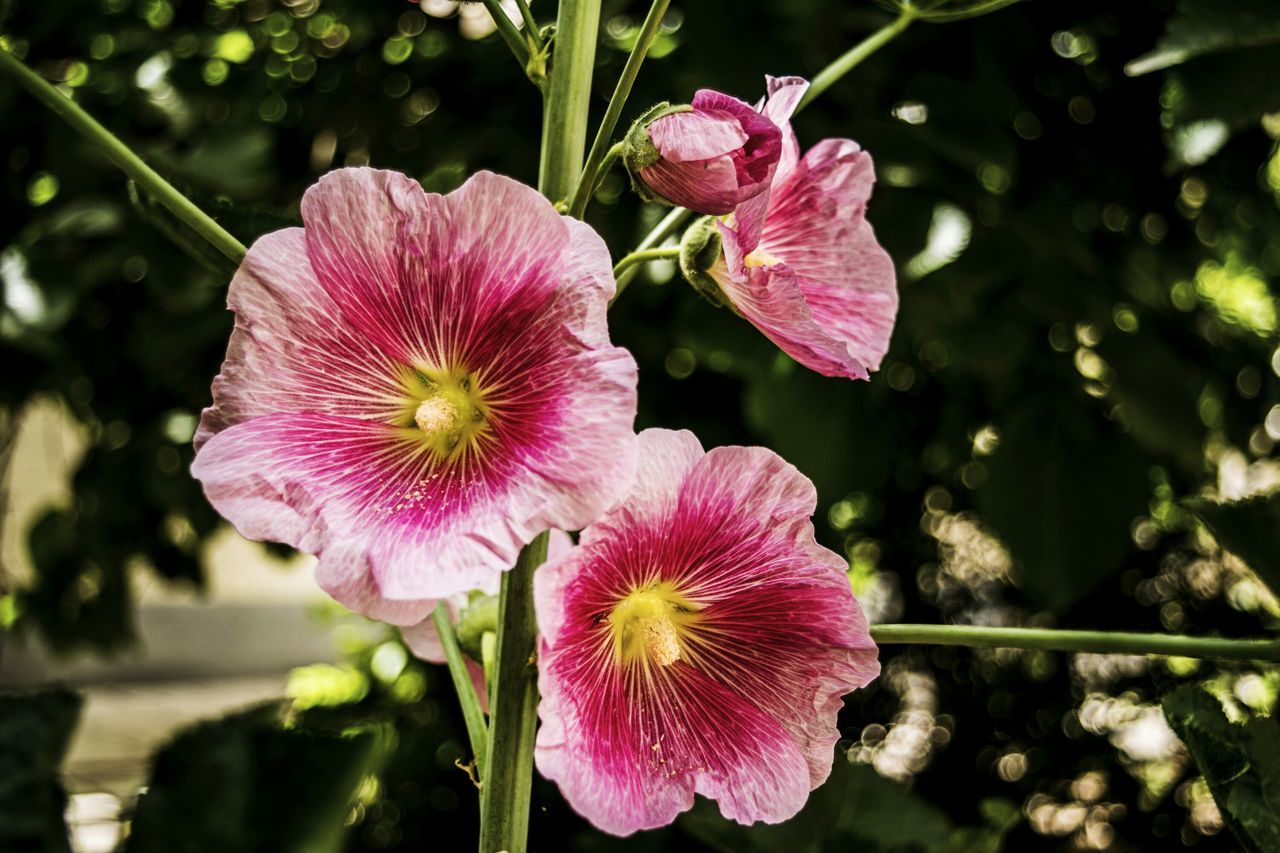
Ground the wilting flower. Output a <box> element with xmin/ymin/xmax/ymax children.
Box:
<box><xmin>686</xmin><ymin>76</ymin><xmax>898</xmax><ymax>380</ymax></box>
<box><xmin>191</xmin><ymin>168</ymin><xmax>638</xmax><ymax>623</ymax></box>
<box><xmin>623</xmin><ymin>91</ymin><xmax>783</xmax><ymax>215</ymax></box>
<box><xmin>535</xmin><ymin>429</ymin><xmax>879</xmax><ymax>835</ymax></box>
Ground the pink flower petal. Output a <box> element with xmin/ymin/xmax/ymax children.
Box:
<box><xmin>647</xmin><ymin>109</ymin><xmax>750</xmax><ymax>163</ymax></box>
<box><xmin>535</xmin><ymin>429</ymin><xmax>879</xmax><ymax>835</ymax></box>
<box><xmin>636</xmin><ymin>91</ymin><xmax>782</xmax><ymax>215</ymax></box>
<box><xmin>193</xmin><ymin>228</ymin><xmax>406</xmax><ymax>451</ymax></box>
<box><xmin>194</xmin><ymin>168</ymin><xmax>638</xmax><ymax>612</ymax></box>
<box><xmin>715</xmin><ymin>138</ymin><xmax>897</xmax><ymax>379</ymax></box>
<box><xmin>733</xmin><ymin>76</ymin><xmax>811</xmax><ymax>251</ymax></box>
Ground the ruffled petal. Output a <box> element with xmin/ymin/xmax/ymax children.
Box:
<box><xmin>534</xmin><ymin>430</ymin><xmax>879</xmax><ymax>834</ymax></box>
<box><xmin>197</xmin><ymin>168</ymin><xmax>639</xmax><ymax>606</ymax></box>
<box><xmin>733</xmin><ymin>76</ymin><xmax>811</xmax><ymax>251</ymax></box>
<box><xmin>714</xmin><ymin>137</ymin><xmax>896</xmax><ymax>378</ymax></box>
<box><xmin>709</xmin><ymin>260</ymin><xmax>872</xmax><ymax>380</ymax></box>
<box><xmin>194</xmin><ymin>228</ymin><xmax>407</xmax><ymax>450</ymax></box>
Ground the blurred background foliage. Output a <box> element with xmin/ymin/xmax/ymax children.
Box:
<box><xmin>2</xmin><ymin>0</ymin><xmax>1280</xmax><ymax>849</ymax></box>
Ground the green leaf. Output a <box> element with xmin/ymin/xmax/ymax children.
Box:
<box><xmin>1126</xmin><ymin>0</ymin><xmax>1280</xmax><ymax>76</ymax></box>
<box><xmin>978</xmin><ymin>399</ymin><xmax>1150</xmax><ymax>611</ymax></box>
<box><xmin>0</xmin><ymin>689</ymin><xmax>83</xmax><ymax>853</ymax></box>
<box><xmin>1162</xmin><ymin>684</ymin><xmax>1280</xmax><ymax>853</ymax></box>
<box><xmin>125</xmin><ymin>703</ymin><xmax>376</xmax><ymax>853</ymax></box>
<box><xmin>1187</xmin><ymin>490</ymin><xmax>1280</xmax><ymax>598</ymax></box>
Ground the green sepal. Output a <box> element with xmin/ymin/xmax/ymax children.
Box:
<box><xmin>678</xmin><ymin>216</ymin><xmax>729</xmax><ymax>308</ymax></box>
<box><xmin>621</xmin><ymin>102</ymin><xmax>694</xmax><ymax>204</ymax></box>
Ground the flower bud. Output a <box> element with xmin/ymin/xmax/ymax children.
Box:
<box><xmin>622</xmin><ymin>90</ymin><xmax>783</xmax><ymax>216</ymax></box>
<box><xmin>678</xmin><ymin>215</ymin><xmax>727</xmax><ymax>308</ymax></box>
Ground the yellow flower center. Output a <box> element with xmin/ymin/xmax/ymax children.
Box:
<box><xmin>401</xmin><ymin>366</ymin><xmax>491</xmax><ymax>460</ymax></box>
<box><xmin>608</xmin><ymin>581</ymin><xmax>701</xmax><ymax>669</ymax></box>
<box><xmin>743</xmin><ymin>248</ymin><xmax>782</xmax><ymax>268</ymax></box>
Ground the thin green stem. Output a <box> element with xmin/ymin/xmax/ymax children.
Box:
<box><xmin>537</xmin><ymin>0</ymin><xmax>602</xmax><ymax>201</ymax></box>
<box><xmin>871</xmin><ymin>624</ymin><xmax>1280</xmax><ymax>663</ymax></box>
<box><xmin>570</xmin><ymin>142</ymin><xmax>624</xmax><ymax>218</ymax></box>
<box><xmin>611</xmin><ymin>206</ymin><xmax>692</xmax><ymax>304</ymax></box>
<box><xmin>432</xmin><ymin>605</ymin><xmax>489</xmax><ymax>781</ymax></box>
<box><xmin>612</xmin><ymin>245</ymin><xmax>680</xmax><ymax>282</ymax></box>
<box><xmin>512</xmin><ymin>0</ymin><xmax>543</xmax><ymax>51</ymax></box>
<box><xmin>480</xmin><ymin>0</ymin><xmax>532</xmax><ymax>71</ymax></box>
<box><xmin>797</xmin><ymin>4</ymin><xmax>917</xmax><ymax>113</ymax></box>
<box><xmin>476</xmin><ymin>532</ymin><xmax>549</xmax><ymax>853</ymax></box>
<box><xmin>568</xmin><ymin>0</ymin><xmax>672</xmax><ymax>218</ymax></box>
<box><xmin>0</xmin><ymin>46</ymin><xmax>246</xmax><ymax>264</ymax></box>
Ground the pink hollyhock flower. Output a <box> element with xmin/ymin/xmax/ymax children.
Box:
<box><xmin>625</xmin><ymin>91</ymin><xmax>783</xmax><ymax>215</ymax></box>
<box><xmin>695</xmin><ymin>76</ymin><xmax>898</xmax><ymax>380</ymax></box>
<box><xmin>534</xmin><ymin>428</ymin><xmax>880</xmax><ymax>836</ymax></box>
<box><xmin>191</xmin><ymin>168</ymin><xmax>638</xmax><ymax>621</ymax></box>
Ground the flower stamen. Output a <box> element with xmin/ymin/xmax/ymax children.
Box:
<box><xmin>608</xmin><ymin>581</ymin><xmax>700</xmax><ymax>668</ymax></box>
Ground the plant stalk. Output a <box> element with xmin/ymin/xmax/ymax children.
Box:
<box><xmin>480</xmin><ymin>0</ymin><xmax>532</xmax><ymax>70</ymax></box>
<box><xmin>432</xmin><ymin>605</ymin><xmax>490</xmax><ymax>781</ymax></box>
<box><xmin>568</xmin><ymin>0</ymin><xmax>671</xmax><ymax>218</ymax></box>
<box><xmin>870</xmin><ymin>624</ymin><xmax>1280</xmax><ymax>662</ymax></box>
<box><xmin>0</xmin><ymin>47</ymin><xmax>246</xmax><ymax>264</ymax></box>
<box><xmin>537</xmin><ymin>0</ymin><xmax>602</xmax><ymax>202</ymax></box>
<box><xmin>797</xmin><ymin>5</ymin><xmax>917</xmax><ymax>113</ymax></box>
<box><xmin>612</xmin><ymin>245</ymin><xmax>680</xmax><ymax>282</ymax></box>
<box><xmin>476</xmin><ymin>532</ymin><xmax>549</xmax><ymax>853</ymax></box>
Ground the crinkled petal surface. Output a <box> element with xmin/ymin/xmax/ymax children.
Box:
<box><xmin>716</xmin><ymin>128</ymin><xmax>897</xmax><ymax>379</ymax></box>
<box><xmin>535</xmin><ymin>429</ymin><xmax>879</xmax><ymax>836</ymax></box>
<box><xmin>192</xmin><ymin>168</ymin><xmax>638</xmax><ymax>610</ymax></box>
<box><xmin>639</xmin><ymin>91</ymin><xmax>782</xmax><ymax>216</ymax></box>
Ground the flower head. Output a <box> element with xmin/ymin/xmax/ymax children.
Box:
<box><xmin>692</xmin><ymin>76</ymin><xmax>898</xmax><ymax>380</ymax></box>
<box><xmin>624</xmin><ymin>91</ymin><xmax>783</xmax><ymax>216</ymax></box>
<box><xmin>534</xmin><ymin>429</ymin><xmax>879</xmax><ymax>835</ymax></box>
<box><xmin>191</xmin><ymin>168</ymin><xmax>638</xmax><ymax>620</ymax></box>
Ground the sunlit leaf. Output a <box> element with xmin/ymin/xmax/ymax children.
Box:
<box><xmin>1126</xmin><ymin>0</ymin><xmax>1280</xmax><ymax>75</ymax></box>
<box><xmin>1162</xmin><ymin>684</ymin><xmax>1280</xmax><ymax>853</ymax></box>
<box><xmin>1187</xmin><ymin>490</ymin><xmax>1280</xmax><ymax>598</ymax></box>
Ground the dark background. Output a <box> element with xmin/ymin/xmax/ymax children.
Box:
<box><xmin>2</xmin><ymin>0</ymin><xmax>1280</xmax><ymax>850</ymax></box>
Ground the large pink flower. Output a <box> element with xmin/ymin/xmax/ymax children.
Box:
<box><xmin>534</xmin><ymin>429</ymin><xmax>879</xmax><ymax>836</ymax></box>
<box><xmin>705</xmin><ymin>76</ymin><xmax>898</xmax><ymax>380</ymax></box>
<box><xmin>191</xmin><ymin>168</ymin><xmax>638</xmax><ymax>620</ymax></box>
<box><xmin>627</xmin><ymin>90</ymin><xmax>783</xmax><ymax>215</ymax></box>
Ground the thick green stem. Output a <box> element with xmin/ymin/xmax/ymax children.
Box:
<box><xmin>477</xmin><ymin>6</ymin><xmax>600</xmax><ymax>847</ymax></box>
<box><xmin>568</xmin><ymin>0</ymin><xmax>672</xmax><ymax>218</ymax></box>
<box><xmin>432</xmin><ymin>605</ymin><xmax>489</xmax><ymax>782</ymax></box>
<box><xmin>797</xmin><ymin>5</ymin><xmax>917</xmax><ymax>113</ymax></box>
<box><xmin>871</xmin><ymin>624</ymin><xmax>1280</xmax><ymax>662</ymax></box>
<box><xmin>0</xmin><ymin>46</ymin><xmax>246</xmax><ymax>265</ymax></box>
<box><xmin>612</xmin><ymin>245</ymin><xmax>680</xmax><ymax>282</ymax></box>
<box><xmin>477</xmin><ymin>532</ymin><xmax>549</xmax><ymax>853</ymax></box>
<box><xmin>480</xmin><ymin>0</ymin><xmax>532</xmax><ymax>70</ymax></box>
<box><xmin>537</xmin><ymin>0</ymin><xmax>601</xmax><ymax>202</ymax></box>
